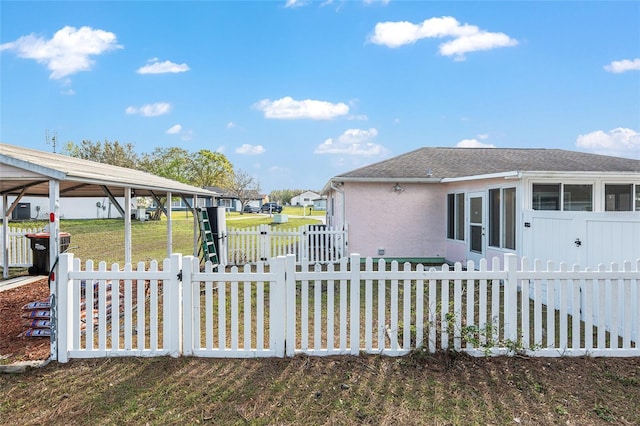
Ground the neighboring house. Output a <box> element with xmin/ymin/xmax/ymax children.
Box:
<box><xmin>205</xmin><ymin>186</ymin><xmax>240</xmax><ymax>211</ymax></box>
<box><xmin>291</xmin><ymin>191</ymin><xmax>321</xmax><ymax>207</ymax></box>
<box><xmin>322</xmin><ymin>147</ymin><xmax>640</xmax><ymax>269</ymax></box>
<box><xmin>312</xmin><ymin>197</ymin><xmax>327</xmax><ymax>211</ymax></box>
<box><xmin>149</xmin><ymin>195</ymin><xmax>215</xmax><ymax>213</ymax></box>
<box><xmin>204</xmin><ymin>186</ymin><xmax>263</xmax><ymax>211</ymax></box>
<box><xmin>2</xmin><ymin>194</ymin><xmax>216</xmax><ymax>220</ymax></box>
<box><xmin>3</xmin><ymin>196</ymin><xmax>137</xmax><ymax>220</ymax></box>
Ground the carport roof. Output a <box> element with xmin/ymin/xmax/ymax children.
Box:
<box><xmin>0</xmin><ymin>143</ymin><xmax>219</xmax><ymax>198</ymax></box>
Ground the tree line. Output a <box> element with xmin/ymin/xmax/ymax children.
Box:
<box><xmin>63</xmin><ymin>140</ymin><xmax>319</xmax><ymax>212</ymax></box>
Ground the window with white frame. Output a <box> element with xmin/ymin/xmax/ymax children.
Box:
<box><xmin>218</xmin><ymin>198</ymin><xmax>233</xmax><ymax>208</ymax></box>
<box><xmin>563</xmin><ymin>184</ymin><xmax>593</xmax><ymax>211</ymax></box>
<box><xmin>532</xmin><ymin>183</ymin><xmax>593</xmax><ymax>211</ymax></box>
<box><xmin>605</xmin><ymin>184</ymin><xmax>633</xmax><ymax>211</ymax></box>
<box><xmin>532</xmin><ymin>182</ymin><xmax>640</xmax><ymax>212</ymax></box>
<box><xmin>489</xmin><ymin>187</ymin><xmax>516</xmax><ymax>250</ymax></box>
<box><xmin>447</xmin><ymin>193</ymin><xmax>465</xmax><ymax>241</ymax></box>
<box><xmin>532</xmin><ymin>183</ymin><xmax>560</xmax><ymax>210</ymax></box>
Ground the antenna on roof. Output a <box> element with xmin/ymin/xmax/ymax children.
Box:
<box><xmin>45</xmin><ymin>129</ymin><xmax>58</xmax><ymax>153</ymax></box>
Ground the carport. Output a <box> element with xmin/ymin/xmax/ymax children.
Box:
<box><xmin>0</xmin><ymin>142</ymin><xmax>218</xmax><ymax>279</ymax></box>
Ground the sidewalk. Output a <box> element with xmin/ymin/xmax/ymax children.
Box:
<box><xmin>0</xmin><ymin>275</ymin><xmax>46</xmax><ymax>292</ymax></box>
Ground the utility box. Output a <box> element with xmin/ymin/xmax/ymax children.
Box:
<box><xmin>11</xmin><ymin>203</ymin><xmax>30</xmax><ymax>220</ymax></box>
<box><xmin>25</xmin><ymin>232</ymin><xmax>71</xmax><ymax>275</ymax></box>
<box><xmin>135</xmin><ymin>208</ymin><xmax>147</xmax><ymax>221</ymax></box>
<box><xmin>272</xmin><ymin>214</ymin><xmax>288</xmax><ymax>224</ymax></box>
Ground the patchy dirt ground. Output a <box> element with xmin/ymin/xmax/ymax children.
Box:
<box><xmin>0</xmin><ymin>278</ymin><xmax>51</xmax><ymax>363</ymax></box>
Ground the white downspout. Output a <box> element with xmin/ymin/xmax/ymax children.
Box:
<box><xmin>330</xmin><ymin>181</ymin><xmax>345</xmax><ymax>229</ymax></box>
<box><xmin>330</xmin><ymin>181</ymin><xmax>347</xmax><ymax>256</ymax></box>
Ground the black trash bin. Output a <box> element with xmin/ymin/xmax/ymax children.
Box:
<box><xmin>25</xmin><ymin>232</ymin><xmax>71</xmax><ymax>275</ymax></box>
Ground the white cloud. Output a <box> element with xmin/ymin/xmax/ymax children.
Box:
<box><xmin>254</xmin><ymin>96</ymin><xmax>349</xmax><ymax>120</ymax></box>
<box><xmin>0</xmin><ymin>26</ymin><xmax>122</xmax><ymax>79</ymax></box>
<box><xmin>604</xmin><ymin>58</ymin><xmax>640</xmax><ymax>74</ymax></box>
<box><xmin>456</xmin><ymin>139</ymin><xmax>496</xmax><ymax>148</ymax></box>
<box><xmin>315</xmin><ymin>128</ymin><xmax>388</xmax><ymax>156</ymax></box>
<box><xmin>369</xmin><ymin>16</ymin><xmax>517</xmax><ymax>60</ymax></box>
<box><xmin>285</xmin><ymin>0</ymin><xmax>306</xmax><ymax>7</ymax></box>
<box><xmin>476</xmin><ymin>134</ymin><xmax>489</xmax><ymax>140</ymax></box>
<box><xmin>165</xmin><ymin>124</ymin><xmax>192</xmax><ymax>140</ymax></box>
<box><xmin>236</xmin><ymin>144</ymin><xmax>266</xmax><ymax>155</ymax></box>
<box><xmin>137</xmin><ymin>59</ymin><xmax>190</xmax><ymax>74</ymax></box>
<box><xmin>166</xmin><ymin>124</ymin><xmax>182</xmax><ymax>134</ymax></box>
<box><xmin>227</xmin><ymin>121</ymin><xmax>237</xmax><ymax>129</ymax></box>
<box><xmin>364</xmin><ymin>0</ymin><xmax>390</xmax><ymax>4</ymax></box>
<box><xmin>125</xmin><ymin>102</ymin><xmax>171</xmax><ymax>117</ymax></box>
<box><xmin>576</xmin><ymin>128</ymin><xmax>640</xmax><ymax>159</ymax></box>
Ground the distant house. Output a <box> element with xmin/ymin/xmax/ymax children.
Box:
<box><xmin>204</xmin><ymin>186</ymin><xmax>263</xmax><ymax>212</ymax></box>
<box><xmin>205</xmin><ymin>186</ymin><xmax>240</xmax><ymax>211</ymax></box>
<box><xmin>312</xmin><ymin>196</ymin><xmax>327</xmax><ymax>211</ymax></box>
<box><xmin>322</xmin><ymin>147</ymin><xmax>640</xmax><ymax>269</ymax></box>
<box><xmin>291</xmin><ymin>191</ymin><xmax>321</xmax><ymax>207</ymax></box>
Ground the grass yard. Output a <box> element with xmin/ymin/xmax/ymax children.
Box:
<box><xmin>1</xmin><ymin>355</ymin><xmax>639</xmax><ymax>425</ymax></box>
<box><xmin>7</xmin><ymin>213</ymin><xmax>323</xmax><ymax>267</ymax></box>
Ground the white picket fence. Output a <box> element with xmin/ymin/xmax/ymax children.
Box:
<box><xmin>225</xmin><ymin>224</ymin><xmax>346</xmax><ymax>265</ymax></box>
<box><xmin>54</xmin><ymin>252</ymin><xmax>640</xmax><ymax>362</ymax></box>
<box><xmin>0</xmin><ymin>227</ymin><xmax>42</xmax><ymax>268</ymax></box>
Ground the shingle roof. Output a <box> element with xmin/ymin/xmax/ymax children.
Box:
<box><xmin>336</xmin><ymin>147</ymin><xmax>640</xmax><ymax>180</ymax></box>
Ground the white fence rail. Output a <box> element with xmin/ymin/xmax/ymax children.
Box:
<box><xmin>54</xmin><ymin>253</ymin><xmax>640</xmax><ymax>362</ymax></box>
<box><xmin>0</xmin><ymin>227</ymin><xmax>42</xmax><ymax>268</ymax></box>
<box><xmin>225</xmin><ymin>224</ymin><xmax>346</xmax><ymax>266</ymax></box>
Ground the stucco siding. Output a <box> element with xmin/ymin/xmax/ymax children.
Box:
<box><xmin>343</xmin><ymin>182</ymin><xmax>447</xmax><ymax>258</ymax></box>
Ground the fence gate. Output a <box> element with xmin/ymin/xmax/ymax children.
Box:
<box><xmin>224</xmin><ymin>224</ymin><xmax>346</xmax><ymax>266</ymax></box>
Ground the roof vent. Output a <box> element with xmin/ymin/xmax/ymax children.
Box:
<box><xmin>426</xmin><ymin>168</ymin><xmax>432</xmax><ymax>177</ymax></box>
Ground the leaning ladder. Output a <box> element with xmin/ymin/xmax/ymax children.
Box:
<box><xmin>197</xmin><ymin>208</ymin><xmax>219</xmax><ymax>265</ymax></box>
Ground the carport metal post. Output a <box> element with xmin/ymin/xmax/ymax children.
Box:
<box><xmin>166</xmin><ymin>191</ymin><xmax>172</xmax><ymax>258</ymax></box>
<box><xmin>2</xmin><ymin>194</ymin><xmax>8</xmax><ymax>279</ymax></box>
<box><xmin>49</xmin><ymin>179</ymin><xmax>60</xmax><ymax>360</ymax></box>
<box><xmin>124</xmin><ymin>187</ymin><xmax>132</xmax><ymax>265</ymax></box>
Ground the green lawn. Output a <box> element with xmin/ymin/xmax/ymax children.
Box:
<box><xmin>7</xmin><ymin>212</ymin><xmax>323</xmax><ymax>267</ymax></box>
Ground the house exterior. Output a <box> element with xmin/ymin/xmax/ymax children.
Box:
<box><xmin>291</xmin><ymin>190</ymin><xmax>321</xmax><ymax>207</ymax></box>
<box><xmin>322</xmin><ymin>147</ymin><xmax>640</xmax><ymax>269</ymax></box>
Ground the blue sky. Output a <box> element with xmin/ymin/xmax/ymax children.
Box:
<box><xmin>1</xmin><ymin>1</ymin><xmax>639</xmax><ymax>193</ymax></box>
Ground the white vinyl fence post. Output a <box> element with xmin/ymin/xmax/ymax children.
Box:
<box><xmin>181</xmin><ymin>255</ymin><xmax>195</xmax><ymax>356</ymax></box>
<box><xmin>503</xmin><ymin>253</ymin><xmax>519</xmax><ymax>346</ymax></box>
<box><xmin>272</xmin><ymin>255</ymin><xmax>288</xmax><ymax>357</ymax></box>
<box><xmin>56</xmin><ymin>252</ymin><xmax>74</xmax><ymax>363</ymax></box>
<box><xmin>164</xmin><ymin>253</ymin><xmax>182</xmax><ymax>357</ymax></box>
<box><xmin>285</xmin><ymin>254</ymin><xmax>297</xmax><ymax>357</ymax></box>
<box><xmin>350</xmin><ymin>254</ymin><xmax>361</xmax><ymax>355</ymax></box>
